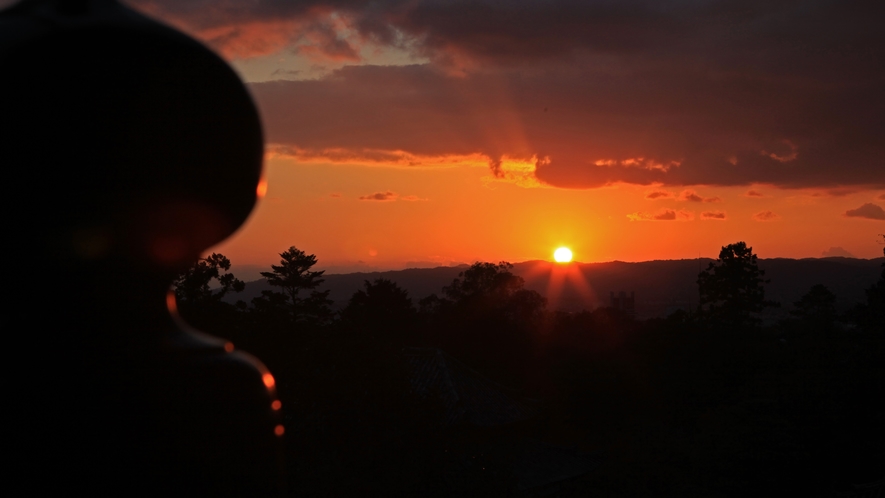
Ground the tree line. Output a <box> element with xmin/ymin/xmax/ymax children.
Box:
<box><xmin>173</xmin><ymin>242</ymin><xmax>884</xmax><ymax>496</ymax></box>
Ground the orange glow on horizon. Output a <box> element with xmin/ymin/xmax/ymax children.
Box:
<box><xmin>207</xmin><ymin>158</ymin><xmax>885</xmax><ymax>270</ymax></box>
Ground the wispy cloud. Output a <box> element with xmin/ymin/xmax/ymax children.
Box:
<box><xmin>809</xmin><ymin>187</ymin><xmax>862</xmax><ymax>198</ymax></box>
<box><xmin>484</xmin><ymin>156</ymin><xmax>550</xmax><ymax>189</ymax></box>
<box><xmin>358</xmin><ymin>191</ymin><xmax>426</xmax><ymax>202</ymax></box>
<box><xmin>678</xmin><ymin>190</ymin><xmax>720</xmax><ymax>203</ymax></box>
<box><xmin>822</xmin><ymin>247</ymin><xmax>854</xmax><ymax>257</ymax></box>
<box><xmin>752</xmin><ymin>210</ymin><xmax>779</xmax><ymax>221</ymax></box>
<box><xmin>359</xmin><ymin>191</ymin><xmax>397</xmax><ymax>201</ymax></box>
<box><xmin>267</xmin><ymin>145</ymin><xmax>489</xmax><ymax>169</ymax></box>
<box><xmin>594</xmin><ymin>157</ymin><xmax>681</xmax><ymax>173</ymax></box>
<box><xmin>760</xmin><ymin>139</ymin><xmax>798</xmax><ymax>163</ymax></box>
<box><xmin>627</xmin><ymin>209</ymin><xmax>693</xmax><ymax>221</ymax></box>
<box><xmin>644</xmin><ymin>190</ymin><xmax>674</xmax><ymax>200</ymax></box>
<box><xmin>700</xmin><ymin>211</ymin><xmax>727</xmax><ymax>220</ymax></box>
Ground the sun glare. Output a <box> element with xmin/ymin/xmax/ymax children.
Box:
<box><xmin>554</xmin><ymin>247</ymin><xmax>573</xmax><ymax>263</ymax></box>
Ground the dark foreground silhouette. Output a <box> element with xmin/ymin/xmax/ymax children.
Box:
<box><xmin>2</xmin><ymin>1</ymin><xmax>882</xmax><ymax>496</ymax></box>
<box><xmin>178</xmin><ymin>243</ymin><xmax>884</xmax><ymax>496</ymax></box>
<box><xmin>2</xmin><ymin>0</ymin><xmax>284</xmax><ymax>494</ymax></box>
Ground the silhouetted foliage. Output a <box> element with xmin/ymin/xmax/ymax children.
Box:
<box><xmin>170</xmin><ymin>245</ymin><xmax>884</xmax><ymax>496</ymax></box>
<box><xmin>791</xmin><ymin>284</ymin><xmax>836</xmax><ymax>323</ymax></box>
<box><xmin>421</xmin><ymin>262</ymin><xmax>547</xmax><ymax>389</ymax></box>
<box><xmin>444</xmin><ymin>262</ymin><xmax>524</xmax><ymax>302</ymax></box>
<box><xmin>174</xmin><ymin>253</ymin><xmax>245</xmax><ymax>305</ymax></box>
<box><xmin>254</xmin><ymin>246</ymin><xmax>332</xmax><ymax>329</ymax></box>
<box><xmin>340</xmin><ymin>278</ymin><xmax>416</xmax><ymax>345</ymax></box>
<box><xmin>442</xmin><ymin>262</ymin><xmax>547</xmax><ymax>323</ymax></box>
<box><xmin>864</xmin><ymin>246</ymin><xmax>885</xmax><ymax>329</ymax></box>
<box><xmin>173</xmin><ymin>253</ymin><xmax>245</xmax><ymax>339</ymax></box>
<box><xmin>697</xmin><ymin>241</ymin><xmax>777</xmax><ymax>327</ymax></box>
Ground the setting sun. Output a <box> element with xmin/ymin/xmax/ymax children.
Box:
<box><xmin>553</xmin><ymin>247</ymin><xmax>573</xmax><ymax>263</ymax></box>
<box><xmin>11</xmin><ymin>1</ymin><xmax>883</xmax><ymax>496</ymax></box>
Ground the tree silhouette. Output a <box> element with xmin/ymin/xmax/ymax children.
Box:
<box><xmin>864</xmin><ymin>246</ymin><xmax>885</xmax><ymax>328</ymax></box>
<box><xmin>173</xmin><ymin>253</ymin><xmax>245</xmax><ymax>307</ymax></box>
<box><xmin>442</xmin><ymin>262</ymin><xmax>546</xmax><ymax>321</ymax></box>
<box><xmin>424</xmin><ymin>262</ymin><xmax>547</xmax><ymax>388</ymax></box>
<box><xmin>255</xmin><ymin>246</ymin><xmax>332</xmax><ymax>327</ymax></box>
<box><xmin>172</xmin><ymin>253</ymin><xmax>246</xmax><ymax>337</ymax></box>
<box><xmin>340</xmin><ymin>278</ymin><xmax>416</xmax><ymax>345</ymax></box>
<box><xmin>791</xmin><ymin>284</ymin><xmax>836</xmax><ymax>323</ymax></box>
<box><xmin>443</xmin><ymin>262</ymin><xmax>524</xmax><ymax>302</ymax></box>
<box><xmin>697</xmin><ymin>241</ymin><xmax>776</xmax><ymax>327</ymax></box>
<box><xmin>333</xmin><ymin>279</ymin><xmax>418</xmax><ymax>431</ymax></box>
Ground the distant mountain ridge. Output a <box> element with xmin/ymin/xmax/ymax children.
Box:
<box><xmin>228</xmin><ymin>257</ymin><xmax>883</xmax><ymax>319</ymax></box>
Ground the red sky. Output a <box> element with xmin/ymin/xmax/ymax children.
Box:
<box><xmin>115</xmin><ymin>1</ymin><xmax>885</xmax><ymax>270</ymax></box>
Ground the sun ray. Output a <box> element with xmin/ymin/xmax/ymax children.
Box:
<box><xmin>521</xmin><ymin>256</ymin><xmax>598</xmax><ymax>312</ymax></box>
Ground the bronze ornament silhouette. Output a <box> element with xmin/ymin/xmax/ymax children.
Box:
<box><xmin>1</xmin><ymin>0</ymin><xmax>285</xmax><ymax>494</ymax></box>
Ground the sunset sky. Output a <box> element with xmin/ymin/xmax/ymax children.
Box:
<box><xmin>86</xmin><ymin>1</ymin><xmax>885</xmax><ymax>270</ymax></box>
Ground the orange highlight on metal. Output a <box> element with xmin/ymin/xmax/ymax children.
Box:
<box><xmin>262</xmin><ymin>373</ymin><xmax>275</xmax><ymax>389</ymax></box>
<box><xmin>165</xmin><ymin>291</ymin><xmax>178</xmax><ymax>314</ymax></box>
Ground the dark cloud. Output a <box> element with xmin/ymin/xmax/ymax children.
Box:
<box><xmin>878</xmin><ymin>193</ymin><xmax>885</xmax><ymax>200</ymax></box>
<box><xmin>677</xmin><ymin>190</ymin><xmax>719</xmax><ymax>203</ymax></box>
<box><xmin>251</xmin><ymin>60</ymin><xmax>884</xmax><ymax>189</ymax></box>
<box><xmin>133</xmin><ymin>1</ymin><xmax>885</xmax><ymax>68</ymax></box>
<box><xmin>752</xmin><ymin>210</ymin><xmax>779</xmax><ymax>221</ymax></box>
<box><xmin>645</xmin><ymin>190</ymin><xmax>673</xmax><ymax>200</ymax></box>
<box><xmin>822</xmin><ymin>247</ymin><xmax>854</xmax><ymax>257</ymax></box>
<box><xmin>745</xmin><ymin>190</ymin><xmax>764</xmax><ymax>197</ymax></box>
<box><xmin>329</xmin><ymin>192</ymin><xmax>342</xmax><ymax>198</ymax></box>
<box><xmin>844</xmin><ymin>203</ymin><xmax>885</xmax><ymax>220</ymax></box>
<box><xmin>133</xmin><ymin>0</ymin><xmax>885</xmax><ymax>189</ymax></box>
<box><xmin>356</xmin><ymin>191</ymin><xmax>424</xmax><ymax>201</ymax></box>
<box><xmin>359</xmin><ymin>191</ymin><xmax>397</xmax><ymax>201</ymax></box>
<box><xmin>809</xmin><ymin>188</ymin><xmax>863</xmax><ymax>198</ymax></box>
<box><xmin>701</xmin><ymin>211</ymin><xmax>727</xmax><ymax>220</ymax></box>
<box><xmin>654</xmin><ymin>210</ymin><xmax>677</xmax><ymax>221</ymax></box>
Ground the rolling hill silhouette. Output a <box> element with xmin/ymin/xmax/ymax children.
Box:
<box><xmin>229</xmin><ymin>257</ymin><xmax>883</xmax><ymax>319</ymax></box>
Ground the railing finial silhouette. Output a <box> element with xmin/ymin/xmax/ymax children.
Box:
<box><xmin>2</xmin><ymin>0</ymin><xmax>286</xmax><ymax>494</ymax></box>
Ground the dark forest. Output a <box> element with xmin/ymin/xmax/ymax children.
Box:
<box><xmin>174</xmin><ymin>242</ymin><xmax>885</xmax><ymax>497</ymax></box>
